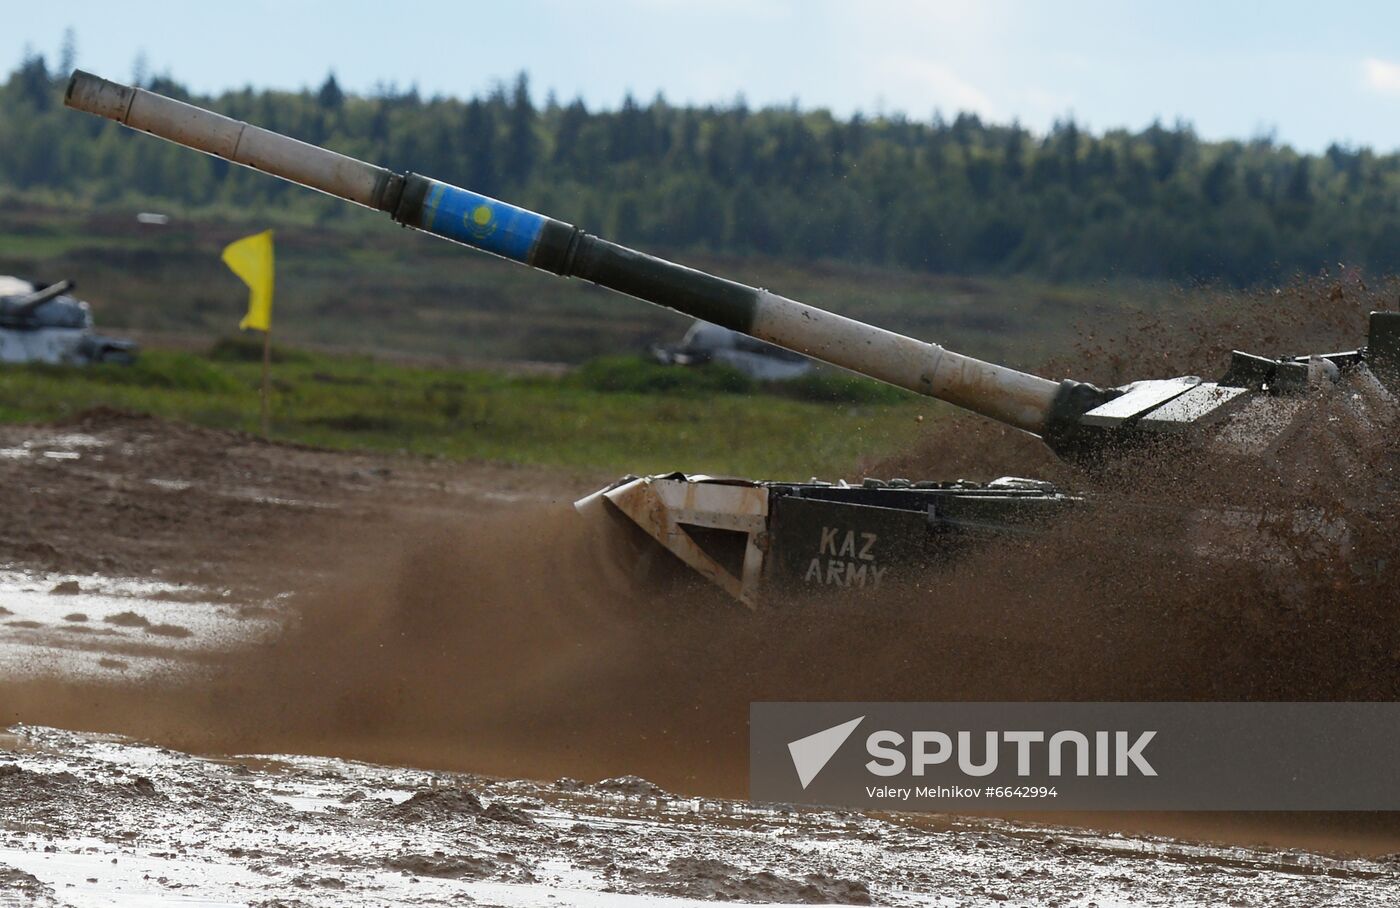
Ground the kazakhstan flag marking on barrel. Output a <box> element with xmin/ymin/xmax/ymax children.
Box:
<box><xmin>417</xmin><ymin>180</ymin><xmax>545</xmax><ymax>264</ymax></box>
<box><xmin>422</xmin><ymin>183</ymin><xmax>447</xmax><ymax>231</ymax></box>
<box><xmin>466</xmin><ymin>203</ymin><xmax>497</xmax><ymax>240</ymax></box>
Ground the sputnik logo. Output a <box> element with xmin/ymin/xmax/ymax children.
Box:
<box><xmin>787</xmin><ymin>716</ymin><xmax>864</xmax><ymax>789</ymax></box>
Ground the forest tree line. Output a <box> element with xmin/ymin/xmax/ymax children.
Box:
<box><xmin>6</xmin><ymin>50</ymin><xmax>1400</xmax><ymax>286</ymax></box>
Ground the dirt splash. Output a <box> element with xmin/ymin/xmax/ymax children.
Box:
<box><xmin>4</xmin><ymin>275</ymin><xmax>1400</xmax><ymax>856</ymax></box>
<box><xmin>193</xmin><ymin>273</ymin><xmax>1400</xmax><ymax>847</ymax></box>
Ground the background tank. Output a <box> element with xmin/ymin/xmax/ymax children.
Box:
<box><xmin>653</xmin><ymin>320</ymin><xmax>814</xmax><ymax>381</ymax></box>
<box><xmin>63</xmin><ymin>71</ymin><xmax>1400</xmax><ymax>605</ymax></box>
<box><xmin>0</xmin><ymin>276</ymin><xmax>139</xmax><ymax>366</ymax></box>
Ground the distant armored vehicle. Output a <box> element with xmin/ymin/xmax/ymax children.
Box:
<box><xmin>654</xmin><ymin>320</ymin><xmax>814</xmax><ymax>381</ymax></box>
<box><xmin>0</xmin><ymin>276</ymin><xmax>138</xmax><ymax>366</ymax></box>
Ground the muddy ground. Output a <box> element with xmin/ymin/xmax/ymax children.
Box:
<box><xmin>2</xmin><ymin>408</ymin><xmax>1400</xmax><ymax>906</ymax></box>
<box><xmin>0</xmin><ymin>407</ymin><xmax>596</xmax><ymax>592</ymax></box>
<box><xmin>5</xmin><ymin>725</ymin><xmax>1398</xmax><ymax>908</ymax></box>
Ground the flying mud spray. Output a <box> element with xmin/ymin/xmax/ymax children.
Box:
<box><xmin>8</xmin><ymin>73</ymin><xmax>1400</xmax><ymax>857</ymax></box>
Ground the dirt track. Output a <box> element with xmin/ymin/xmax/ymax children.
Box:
<box><xmin>5</xmin><ymin>724</ymin><xmax>1399</xmax><ymax>908</ymax></box>
<box><xmin>4</xmin><ymin>408</ymin><xmax>1400</xmax><ymax>905</ymax></box>
<box><xmin>0</xmin><ymin>408</ymin><xmax>595</xmax><ymax>591</ymax></box>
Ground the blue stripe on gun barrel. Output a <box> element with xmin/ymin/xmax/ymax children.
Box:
<box><xmin>419</xmin><ymin>181</ymin><xmax>545</xmax><ymax>263</ymax></box>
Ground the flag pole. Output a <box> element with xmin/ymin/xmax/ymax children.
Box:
<box><xmin>221</xmin><ymin>229</ymin><xmax>276</xmax><ymax>438</ymax></box>
<box><xmin>260</xmin><ymin>327</ymin><xmax>272</xmax><ymax>437</ymax></box>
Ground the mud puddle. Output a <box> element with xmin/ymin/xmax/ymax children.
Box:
<box><xmin>3</xmin><ymin>725</ymin><xmax>1397</xmax><ymax>907</ymax></box>
<box><xmin>0</xmin><ymin>571</ymin><xmax>280</xmax><ymax>682</ymax></box>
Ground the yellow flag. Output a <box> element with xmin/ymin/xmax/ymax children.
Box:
<box><xmin>221</xmin><ymin>230</ymin><xmax>275</xmax><ymax>331</ymax></box>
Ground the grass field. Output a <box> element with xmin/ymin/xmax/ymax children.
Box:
<box><xmin>0</xmin><ymin>342</ymin><xmax>935</xmax><ymax>479</ymax></box>
<box><xmin>0</xmin><ymin>199</ymin><xmax>1198</xmax><ymax>478</ymax></box>
<box><xmin>0</xmin><ymin>199</ymin><xmax>1187</xmax><ymax>372</ymax></box>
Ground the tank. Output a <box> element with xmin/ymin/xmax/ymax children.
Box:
<box><xmin>0</xmin><ymin>276</ymin><xmax>139</xmax><ymax>366</ymax></box>
<box><xmin>63</xmin><ymin>72</ymin><xmax>1400</xmax><ymax>605</ymax></box>
<box><xmin>653</xmin><ymin>320</ymin><xmax>815</xmax><ymax>381</ymax></box>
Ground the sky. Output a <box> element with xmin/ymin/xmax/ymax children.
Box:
<box><xmin>10</xmin><ymin>0</ymin><xmax>1400</xmax><ymax>152</ymax></box>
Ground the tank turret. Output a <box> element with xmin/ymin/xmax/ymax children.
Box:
<box><xmin>0</xmin><ymin>275</ymin><xmax>139</xmax><ymax>366</ymax></box>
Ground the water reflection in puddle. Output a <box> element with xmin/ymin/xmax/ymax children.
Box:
<box><xmin>0</xmin><ymin>570</ymin><xmax>283</xmax><ymax>682</ymax></box>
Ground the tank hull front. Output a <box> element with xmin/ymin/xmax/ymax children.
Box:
<box><xmin>576</xmin><ymin>474</ymin><xmax>1076</xmax><ymax>606</ymax></box>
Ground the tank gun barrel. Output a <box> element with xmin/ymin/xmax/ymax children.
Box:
<box><xmin>9</xmin><ymin>279</ymin><xmax>75</xmax><ymax>316</ymax></box>
<box><xmin>65</xmin><ymin>71</ymin><xmax>1068</xmax><ymax>435</ymax></box>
